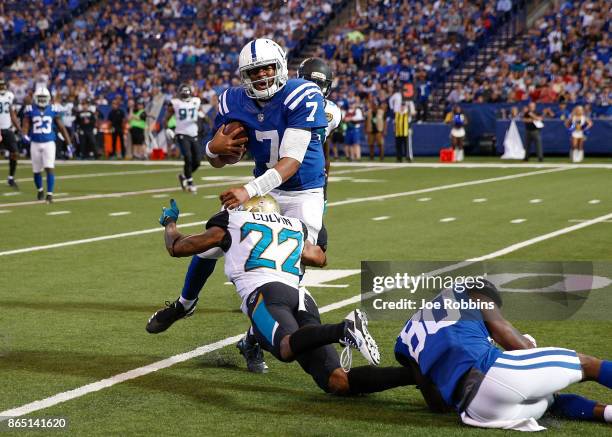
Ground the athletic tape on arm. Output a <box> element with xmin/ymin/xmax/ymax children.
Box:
<box><xmin>279</xmin><ymin>127</ymin><xmax>311</xmax><ymax>163</ymax></box>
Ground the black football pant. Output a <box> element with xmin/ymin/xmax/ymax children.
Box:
<box><xmin>177</xmin><ymin>135</ymin><xmax>201</xmax><ymax>179</ymax></box>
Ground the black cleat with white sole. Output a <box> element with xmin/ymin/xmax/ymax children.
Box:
<box><xmin>146</xmin><ymin>298</ymin><xmax>198</xmax><ymax>334</ymax></box>
<box><xmin>340</xmin><ymin>309</ymin><xmax>380</xmax><ymax>370</ymax></box>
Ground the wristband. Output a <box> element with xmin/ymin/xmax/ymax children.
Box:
<box><xmin>205</xmin><ymin>141</ymin><xmax>219</xmax><ymax>159</ymax></box>
<box><xmin>244</xmin><ymin>168</ymin><xmax>283</xmax><ymax>197</ymax></box>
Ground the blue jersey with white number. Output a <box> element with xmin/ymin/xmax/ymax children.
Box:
<box><xmin>215</xmin><ymin>79</ymin><xmax>328</xmax><ymax>191</ymax></box>
<box><xmin>24</xmin><ymin>104</ymin><xmax>62</xmax><ymax>143</ymax></box>
<box><xmin>394</xmin><ymin>288</ymin><xmax>501</xmax><ymax>406</ymax></box>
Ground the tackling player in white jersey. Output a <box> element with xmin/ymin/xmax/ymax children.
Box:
<box><xmin>0</xmin><ymin>78</ymin><xmax>23</xmax><ymax>189</ymax></box>
<box><xmin>156</xmin><ymin>196</ymin><xmax>420</xmax><ymax>395</ymax></box>
<box><xmin>166</xmin><ymin>84</ymin><xmax>204</xmax><ymax>193</ymax></box>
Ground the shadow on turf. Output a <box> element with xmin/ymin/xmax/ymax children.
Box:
<box><xmin>0</xmin><ymin>299</ymin><xmax>240</xmax><ymax>315</ymax></box>
<box><xmin>138</xmin><ymin>373</ymin><xmax>459</xmax><ymax>428</ymax></box>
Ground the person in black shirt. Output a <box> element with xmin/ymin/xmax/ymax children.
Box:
<box><xmin>76</xmin><ymin>99</ymin><xmax>97</xmax><ymax>159</ymax></box>
<box><xmin>107</xmin><ymin>99</ymin><xmax>126</xmax><ymax>159</ymax></box>
<box><xmin>522</xmin><ymin>102</ymin><xmax>543</xmax><ymax>162</ymax></box>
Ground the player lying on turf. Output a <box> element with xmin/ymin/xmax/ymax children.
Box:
<box><xmin>156</xmin><ymin>196</ymin><xmax>417</xmax><ymax>395</ymax></box>
<box><xmin>395</xmin><ymin>279</ymin><xmax>612</xmax><ymax>430</ymax></box>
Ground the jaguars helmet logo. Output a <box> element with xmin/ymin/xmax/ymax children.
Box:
<box><xmin>326</xmin><ymin>111</ymin><xmax>333</xmax><ymax>123</ymax></box>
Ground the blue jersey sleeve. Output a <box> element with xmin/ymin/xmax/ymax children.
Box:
<box><xmin>214</xmin><ymin>89</ymin><xmax>231</xmax><ymax>130</ymax></box>
<box><xmin>283</xmin><ymin>81</ymin><xmax>328</xmax><ymax>130</ymax></box>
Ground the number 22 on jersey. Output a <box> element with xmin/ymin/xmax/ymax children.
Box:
<box><xmin>240</xmin><ymin>222</ymin><xmax>303</xmax><ymax>275</ymax></box>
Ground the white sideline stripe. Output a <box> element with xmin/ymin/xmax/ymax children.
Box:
<box><xmin>14</xmin><ymin>168</ymin><xmax>179</xmax><ymax>183</ymax></box>
<box><xmin>4</xmin><ymin>209</ymin><xmax>612</xmax><ymax>418</ymax></box>
<box><xmin>0</xmin><ymin>167</ymin><xmax>572</xmax><ymax>257</ymax></box>
<box><xmin>109</xmin><ymin>212</ymin><xmax>131</xmax><ymax>217</ymax></box>
<box><xmin>45</xmin><ymin>211</ymin><xmax>71</xmax><ymax>216</ymax></box>
<box><xmin>0</xmin><ymin>221</ymin><xmax>206</xmax><ymax>257</ymax></box>
<box><xmin>327</xmin><ymin>167</ymin><xmax>571</xmax><ymax>207</ymax></box>
<box><xmin>3</xmin><ymin>160</ymin><xmax>612</xmax><ymax>169</ymax></box>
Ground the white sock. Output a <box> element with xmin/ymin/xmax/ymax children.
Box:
<box><xmin>8</xmin><ymin>176</ymin><xmax>13</xmax><ymax>180</ymax></box>
<box><xmin>604</xmin><ymin>405</ymin><xmax>612</xmax><ymax>423</ymax></box>
<box><xmin>572</xmin><ymin>149</ymin><xmax>578</xmax><ymax>162</ymax></box>
<box><xmin>178</xmin><ymin>297</ymin><xmax>196</xmax><ymax>310</ymax></box>
<box><xmin>579</xmin><ymin>149</ymin><xmax>584</xmax><ymax>162</ymax></box>
<box><xmin>47</xmin><ymin>192</ymin><xmax>53</xmax><ymax>196</ymax></box>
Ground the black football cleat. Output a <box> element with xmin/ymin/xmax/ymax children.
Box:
<box><xmin>37</xmin><ymin>190</ymin><xmax>44</xmax><ymax>201</ymax></box>
<box><xmin>339</xmin><ymin>309</ymin><xmax>380</xmax><ymax>371</ymax></box>
<box><xmin>178</xmin><ymin>174</ymin><xmax>187</xmax><ymax>192</ymax></box>
<box><xmin>45</xmin><ymin>194</ymin><xmax>53</xmax><ymax>204</ymax></box>
<box><xmin>146</xmin><ymin>298</ymin><xmax>198</xmax><ymax>334</ymax></box>
<box><xmin>236</xmin><ymin>335</ymin><xmax>269</xmax><ymax>374</ymax></box>
<box><xmin>7</xmin><ymin>178</ymin><xmax>18</xmax><ymax>190</ymax></box>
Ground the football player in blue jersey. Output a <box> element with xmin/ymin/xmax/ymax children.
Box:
<box><xmin>22</xmin><ymin>87</ymin><xmax>73</xmax><ymax>203</ymax></box>
<box><xmin>395</xmin><ymin>280</ymin><xmax>612</xmax><ymax>430</ymax></box>
<box><xmin>147</xmin><ymin>39</ymin><xmax>331</xmax><ymax>373</ymax></box>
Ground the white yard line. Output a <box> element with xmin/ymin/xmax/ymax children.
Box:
<box><xmin>0</xmin><ymin>164</ymin><xmax>397</xmax><ymax>208</ymax></box>
<box><xmin>0</xmin><ymin>181</ymin><xmax>233</xmax><ymax>208</ymax></box>
<box><xmin>3</xmin><ymin>209</ymin><xmax>612</xmax><ymax>418</ymax></box>
<box><xmin>0</xmin><ymin>167</ymin><xmax>568</xmax><ymax>257</ymax></box>
<box><xmin>327</xmin><ymin>167</ymin><xmax>571</xmax><ymax>207</ymax></box>
<box><xmin>14</xmin><ymin>168</ymin><xmax>180</xmax><ymax>183</ymax></box>
<box><xmin>371</xmin><ymin>216</ymin><xmax>390</xmax><ymax>221</ymax></box>
<box><xmin>0</xmin><ymin>221</ymin><xmax>206</xmax><ymax>257</ymax></box>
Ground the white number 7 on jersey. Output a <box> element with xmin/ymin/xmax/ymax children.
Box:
<box><xmin>306</xmin><ymin>101</ymin><xmax>318</xmax><ymax>122</ymax></box>
<box><xmin>256</xmin><ymin>130</ymin><xmax>280</xmax><ymax>168</ymax></box>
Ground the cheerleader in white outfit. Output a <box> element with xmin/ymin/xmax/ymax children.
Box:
<box><xmin>566</xmin><ymin>106</ymin><xmax>593</xmax><ymax>163</ymax></box>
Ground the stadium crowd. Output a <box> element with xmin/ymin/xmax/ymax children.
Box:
<box><xmin>447</xmin><ymin>0</ymin><xmax>611</xmax><ymax>110</ymax></box>
<box><xmin>3</xmin><ymin>0</ymin><xmax>341</xmax><ymax>108</ymax></box>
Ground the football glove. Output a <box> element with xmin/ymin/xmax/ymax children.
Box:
<box><xmin>523</xmin><ymin>334</ymin><xmax>537</xmax><ymax>348</ymax></box>
<box><xmin>22</xmin><ymin>134</ymin><xmax>31</xmax><ymax>145</ymax></box>
<box><xmin>159</xmin><ymin>199</ymin><xmax>180</xmax><ymax>226</ymax></box>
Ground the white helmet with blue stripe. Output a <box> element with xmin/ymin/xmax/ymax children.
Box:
<box><xmin>238</xmin><ymin>39</ymin><xmax>288</xmax><ymax>100</ymax></box>
<box><xmin>33</xmin><ymin>87</ymin><xmax>51</xmax><ymax>107</ymax></box>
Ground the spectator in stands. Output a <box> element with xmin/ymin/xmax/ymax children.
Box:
<box><xmin>107</xmin><ymin>98</ymin><xmax>126</xmax><ymax>159</ymax></box>
<box><xmin>522</xmin><ymin>102</ymin><xmax>544</xmax><ymax>162</ymax></box>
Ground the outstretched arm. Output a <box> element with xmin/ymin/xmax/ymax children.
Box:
<box><xmin>164</xmin><ymin>223</ymin><xmax>226</xmax><ymax>257</ymax></box>
<box><xmin>472</xmin><ymin>291</ymin><xmax>535</xmax><ymax>351</ymax></box>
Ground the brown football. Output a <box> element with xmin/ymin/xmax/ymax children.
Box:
<box><xmin>220</xmin><ymin>121</ymin><xmax>247</xmax><ymax>164</ymax></box>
